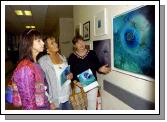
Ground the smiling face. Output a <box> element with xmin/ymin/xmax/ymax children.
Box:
<box><xmin>46</xmin><ymin>38</ymin><xmax>59</xmax><ymax>54</ymax></box>
<box><xmin>74</xmin><ymin>39</ymin><xmax>86</xmax><ymax>52</ymax></box>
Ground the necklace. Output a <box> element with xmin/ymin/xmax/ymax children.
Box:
<box><xmin>59</xmin><ymin>66</ymin><xmax>62</xmax><ymax>69</ymax></box>
<box><xmin>74</xmin><ymin>50</ymin><xmax>89</xmax><ymax>59</ymax></box>
<box><xmin>56</xmin><ymin>64</ymin><xmax>63</xmax><ymax>69</ymax></box>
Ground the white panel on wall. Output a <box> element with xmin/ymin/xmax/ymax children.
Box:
<box><xmin>59</xmin><ymin>18</ymin><xmax>74</xmax><ymax>58</ymax></box>
<box><xmin>102</xmin><ymin>90</ymin><xmax>133</xmax><ymax>110</ymax></box>
<box><xmin>104</xmin><ymin>71</ymin><xmax>155</xmax><ymax>102</ymax></box>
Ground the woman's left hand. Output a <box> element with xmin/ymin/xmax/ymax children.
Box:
<box><xmin>67</xmin><ymin>73</ymin><xmax>73</xmax><ymax>80</ymax></box>
<box><xmin>50</xmin><ymin>103</ymin><xmax>56</xmax><ymax>110</ymax></box>
<box><xmin>99</xmin><ymin>64</ymin><xmax>111</xmax><ymax>74</ymax></box>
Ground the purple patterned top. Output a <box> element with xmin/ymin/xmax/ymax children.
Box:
<box><xmin>12</xmin><ymin>59</ymin><xmax>49</xmax><ymax>110</ymax></box>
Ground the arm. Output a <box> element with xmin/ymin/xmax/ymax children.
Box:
<box><xmin>68</xmin><ymin>54</ymin><xmax>78</xmax><ymax>81</ymax></box>
<box><xmin>91</xmin><ymin>50</ymin><xmax>111</xmax><ymax>74</ymax></box>
<box><xmin>68</xmin><ymin>54</ymin><xmax>79</xmax><ymax>88</ymax></box>
<box><xmin>61</xmin><ymin>54</ymin><xmax>73</xmax><ymax>80</ymax></box>
<box><xmin>13</xmin><ymin>66</ymin><xmax>37</xmax><ymax>110</ymax></box>
<box><xmin>98</xmin><ymin>64</ymin><xmax>111</xmax><ymax>74</ymax></box>
<box><xmin>91</xmin><ymin>51</ymin><xmax>102</xmax><ymax>72</ymax></box>
<box><xmin>38</xmin><ymin>58</ymin><xmax>54</xmax><ymax>104</ymax></box>
<box><xmin>44</xmin><ymin>74</ymin><xmax>57</xmax><ymax>110</ymax></box>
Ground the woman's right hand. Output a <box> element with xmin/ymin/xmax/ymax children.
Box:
<box><xmin>50</xmin><ymin>103</ymin><xmax>56</xmax><ymax>110</ymax></box>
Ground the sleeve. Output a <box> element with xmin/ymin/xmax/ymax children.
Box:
<box><xmin>91</xmin><ymin>50</ymin><xmax>102</xmax><ymax>72</ymax></box>
<box><xmin>68</xmin><ymin>54</ymin><xmax>79</xmax><ymax>84</ymax></box>
<box><xmin>13</xmin><ymin>66</ymin><xmax>37</xmax><ymax>110</ymax></box>
<box><xmin>68</xmin><ymin>54</ymin><xmax>72</xmax><ymax>68</ymax></box>
<box><xmin>44</xmin><ymin>74</ymin><xmax>54</xmax><ymax>103</ymax></box>
<box><xmin>38</xmin><ymin>58</ymin><xmax>53</xmax><ymax>103</ymax></box>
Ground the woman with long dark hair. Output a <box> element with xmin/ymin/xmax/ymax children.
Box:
<box><xmin>11</xmin><ymin>29</ymin><xmax>50</xmax><ymax>110</ymax></box>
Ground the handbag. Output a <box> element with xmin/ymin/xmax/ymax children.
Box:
<box><xmin>5</xmin><ymin>79</ymin><xmax>22</xmax><ymax>107</ymax></box>
<box><xmin>5</xmin><ymin>80</ymin><xmax>13</xmax><ymax>104</ymax></box>
<box><xmin>69</xmin><ymin>82</ymin><xmax>88</xmax><ymax>110</ymax></box>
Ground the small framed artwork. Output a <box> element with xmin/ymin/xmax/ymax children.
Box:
<box><xmin>83</xmin><ymin>21</ymin><xmax>90</xmax><ymax>41</ymax></box>
<box><xmin>94</xmin><ymin>8</ymin><xmax>107</xmax><ymax>36</ymax></box>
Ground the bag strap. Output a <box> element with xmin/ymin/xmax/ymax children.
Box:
<box><xmin>72</xmin><ymin>80</ymin><xmax>85</xmax><ymax>95</ymax></box>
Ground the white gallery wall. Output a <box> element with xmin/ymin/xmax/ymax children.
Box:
<box><xmin>73</xmin><ymin>5</ymin><xmax>155</xmax><ymax>110</ymax></box>
<box><xmin>59</xmin><ymin>18</ymin><xmax>74</xmax><ymax>58</ymax></box>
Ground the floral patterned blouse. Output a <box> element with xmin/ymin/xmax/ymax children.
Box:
<box><xmin>12</xmin><ymin>59</ymin><xmax>49</xmax><ymax>110</ymax></box>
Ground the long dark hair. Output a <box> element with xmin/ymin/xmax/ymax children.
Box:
<box><xmin>19</xmin><ymin>29</ymin><xmax>42</xmax><ymax>62</ymax></box>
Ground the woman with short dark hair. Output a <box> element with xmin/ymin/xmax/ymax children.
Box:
<box><xmin>38</xmin><ymin>36</ymin><xmax>73</xmax><ymax>110</ymax></box>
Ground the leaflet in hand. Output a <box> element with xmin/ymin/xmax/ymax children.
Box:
<box><xmin>77</xmin><ymin>69</ymin><xmax>99</xmax><ymax>92</ymax></box>
<box><xmin>61</xmin><ymin>65</ymin><xmax>71</xmax><ymax>86</ymax></box>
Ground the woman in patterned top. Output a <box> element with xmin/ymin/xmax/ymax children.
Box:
<box><xmin>11</xmin><ymin>29</ymin><xmax>50</xmax><ymax>110</ymax></box>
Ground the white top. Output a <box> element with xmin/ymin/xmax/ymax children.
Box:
<box><xmin>53</xmin><ymin>63</ymin><xmax>71</xmax><ymax>104</ymax></box>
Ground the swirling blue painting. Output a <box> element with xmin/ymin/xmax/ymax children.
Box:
<box><xmin>113</xmin><ymin>5</ymin><xmax>155</xmax><ymax>78</ymax></box>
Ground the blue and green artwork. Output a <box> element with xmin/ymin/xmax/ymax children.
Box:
<box><xmin>77</xmin><ymin>69</ymin><xmax>96</xmax><ymax>87</ymax></box>
<box><xmin>113</xmin><ymin>5</ymin><xmax>155</xmax><ymax>78</ymax></box>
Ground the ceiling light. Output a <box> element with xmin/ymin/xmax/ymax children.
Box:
<box><xmin>25</xmin><ymin>25</ymin><xmax>35</xmax><ymax>29</ymax></box>
<box><xmin>15</xmin><ymin>10</ymin><xmax>23</xmax><ymax>16</ymax></box>
<box><xmin>31</xmin><ymin>26</ymin><xmax>35</xmax><ymax>28</ymax></box>
<box><xmin>25</xmin><ymin>26</ymin><xmax>31</xmax><ymax>29</ymax></box>
<box><xmin>24</xmin><ymin>10</ymin><xmax>32</xmax><ymax>16</ymax></box>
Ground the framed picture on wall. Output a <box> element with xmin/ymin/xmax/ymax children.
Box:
<box><xmin>113</xmin><ymin>5</ymin><xmax>155</xmax><ymax>81</ymax></box>
<box><xmin>83</xmin><ymin>21</ymin><xmax>90</xmax><ymax>41</ymax></box>
<box><xmin>94</xmin><ymin>8</ymin><xmax>107</xmax><ymax>36</ymax></box>
<box><xmin>93</xmin><ymin>39</ymin><xmax>111</xmax><ymax>67</ymax></box>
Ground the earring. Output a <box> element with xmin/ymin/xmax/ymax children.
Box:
<box><xmin>47</xmin><ymin>49</ymin><xmax>49</xmax><ymax>54</ymax></box>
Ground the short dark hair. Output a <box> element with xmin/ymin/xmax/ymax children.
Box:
<box><xmin>43</xmin><ymin>35</ymin><xmax>57</xmax><ymax>49</ymax></box>
<box><xmin>72</xmin><ymin>35</ymin><xmax>84</xmax><ymax>45</ymax></box>
<box><xmin>19</xmin><ymin>29</ymin><xmax>42</xmax><ymax>61</ymax></box>
<box><xmin>42</xmin><ymin>35</ymin><xmax>60</xmax><ymax>55</ymax></box>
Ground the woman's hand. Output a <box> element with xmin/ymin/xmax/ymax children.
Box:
<box><xmin>67</xmin><ymin>73</ymin><xmax>73</xmax><ymax>80</ymax></box>
<box><xmin>99</xmin><ymin>64</ymin><xmax>111</xmax><ymax>74</ymax></box>
<box><xmin>50</xmin><ymin>103</ymin><xmax>56</xmax><ymax>110</ymax></box>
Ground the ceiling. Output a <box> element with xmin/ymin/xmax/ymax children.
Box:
<box><xmin>5</xmin><ymin>5</ymin><xmax>73</xmax><ymax>35</ymax></box>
